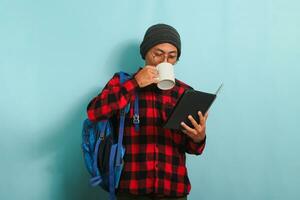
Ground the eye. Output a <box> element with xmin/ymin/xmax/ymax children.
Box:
<box><xmin>168</xmin><ymin>55</ymin><xmax>177</xmax><ymax>60</ymax></box>
<box><xmin>154</xmin><ymin>52</ymin><xmax>164</xmax><ymax>57</ymax></box>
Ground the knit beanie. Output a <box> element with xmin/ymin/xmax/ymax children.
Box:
<box><xmin>140</xmin><ymin>23</ymin><xmax>181</xmax><ymax>60</ymax></box>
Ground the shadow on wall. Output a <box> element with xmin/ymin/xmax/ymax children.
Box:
<box><xmin>31</xmin><ymin>41</ymin><xmax>143</xmax><ymax>200</ymax></box>
<box><xmin>31</xmin><ymin>89</ymin><xmax>107</xmax><ymax>200</ymax></box>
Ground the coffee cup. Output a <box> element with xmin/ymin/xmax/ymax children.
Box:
<box><xmin>156</xmin><ymin>62</ymin><xmax>175</xmax><ymax>90</ymax></box>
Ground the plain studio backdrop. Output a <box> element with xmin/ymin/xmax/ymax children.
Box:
<box><xmin>1</xmin><ymin>0</ymin><xmax>299</xmax><ymax>200</ymax></box>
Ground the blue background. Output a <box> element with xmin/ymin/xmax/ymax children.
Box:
<box><xmin>1</xmin><ymin>0</ymin><xmax>299</xmax><ymax>199</ymax></box>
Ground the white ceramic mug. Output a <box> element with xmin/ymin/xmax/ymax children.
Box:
<box><xmin>156</xmin><ymin>62</ymin><xmax>175</xmax><ymax>90</ymax></box>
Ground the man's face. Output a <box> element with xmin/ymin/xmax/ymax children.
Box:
<box><xmin>145</xmin><ymin>43</ymin><xmax>178</xmax><ymax>66</ymax></box>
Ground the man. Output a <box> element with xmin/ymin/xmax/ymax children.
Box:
<box><xmin>87</xmin><ymin>24</ymin><xmax>208</xmax><ymax>200</ymax></box>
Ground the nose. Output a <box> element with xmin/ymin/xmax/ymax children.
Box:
<box><xmin>163</xmin><ymin>55</ymin><xmax>168</xmax><ymax>62</ymax></box>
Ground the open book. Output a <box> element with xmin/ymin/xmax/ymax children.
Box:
<box><xmin>163</xmin><ymin>83</ymin><xmax>223</xmax><ymax>130</ymax></box>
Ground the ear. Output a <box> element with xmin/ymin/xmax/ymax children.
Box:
<box><xmin>145</xmin><ymin>51</ymin><xmax>155</xmax><ymax>66</ymax></box>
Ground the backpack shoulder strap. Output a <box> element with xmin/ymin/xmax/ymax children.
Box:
<box><xmin>118</xmin><ymin>71</ymin><xmax>131</xmax><ymax>84</ymax></box>
<box><xmin>118</xmin><ymin>71</ymin><xmax>139</xmax><ymax>131</ymax></box>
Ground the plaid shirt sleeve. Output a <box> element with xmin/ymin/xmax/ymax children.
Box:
<box><xmin>185</xmin><ymin>135</ymin><xmax>206</xmax><ymax>155</ymax></box>
<box><xmin>87</xmin><ymin>73</ymin><xmax>139</xmax><ymax>121</ymax></box>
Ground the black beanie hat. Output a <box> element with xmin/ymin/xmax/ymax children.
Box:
<box><xmin>140</xmin><ymin>23</ymin><xmax>181</xmax><ymax>60</ymax></box>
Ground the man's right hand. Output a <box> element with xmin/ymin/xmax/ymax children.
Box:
<box><xmin>134</xmin><ymin>66</ymin><xmax>159</xmax><ymax>88</ymax></box>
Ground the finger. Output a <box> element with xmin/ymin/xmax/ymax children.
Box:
<box><xmin>181</xmin><ymin>128</ymin><xmax>197</xmax><ymax>140</ymax></box>
<box><xmin>153</xmin><ymin>76</ymin><xmax>159</xmax><ymax>83</ymax></box>
<box><xmin>149</xmin><ymin>68</ymin><xmax>159</xmax><ymax>75</ymax></box>
<box><xmin>144</xmin><ymin>66</ymin><xmax>156</xmax><ymax>74</ymax></box>
<box><xmin>146</xmin><ymin>66</ymin><xmax>158</xmax><ymax>73</ymax></box>
<box><xmin>204</xmin><ymin>112</ymin><xmax>209</xmax><ymax>121</ymax></box>
<box><xmin>188</xmin><ymin>115</ymin><xmax>201</xmax><ymax>130</ymax></box>
<box><xmin>181</xmin><ymin>122</ymin><xmax>197</xmax><ymax>135</ymax></box>
<box><xmin>198</xmin><ymin>111</ymin><xmax>205</xmax><ymax>125</ymax></box>
<box><xmin>145</xmin><ymin>65</ymin><xmax>156</xmax><ymax>69</ymax></box>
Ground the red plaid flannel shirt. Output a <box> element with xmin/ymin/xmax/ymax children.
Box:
<box><xmin>87</xmin><ymin>72</ymin><xmax>206</xmax><ymax>197</ymax></box>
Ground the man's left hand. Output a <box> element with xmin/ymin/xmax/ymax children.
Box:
<box><xmin>180</xmin><ymin>111</ymin><xmax>208</xmax><ymax>143</ymax></box>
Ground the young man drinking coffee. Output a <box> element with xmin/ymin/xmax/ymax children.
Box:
<box><xmin>87</xmin><ymin>23</ymin><xmax>208</xmax><ymax>200</ymax></box>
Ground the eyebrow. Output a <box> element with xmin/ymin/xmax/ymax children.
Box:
<box><xmin>154</xmin><ymin>48</ymin><xmax>177</xmax><ymax>54</ymax></box>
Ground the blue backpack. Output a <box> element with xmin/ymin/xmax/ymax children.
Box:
<box><xmin>82</xmin><ymin>72</ymin><xmax>139</xmax><ymax>200</ymax></box>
